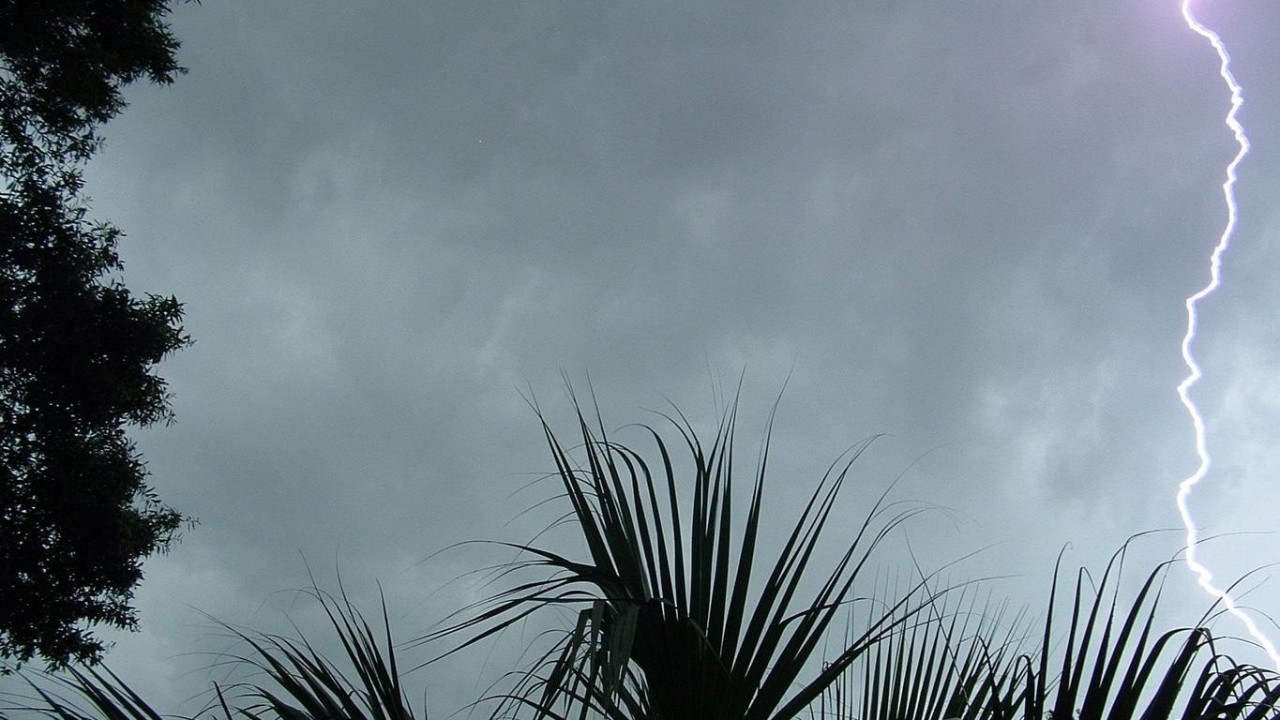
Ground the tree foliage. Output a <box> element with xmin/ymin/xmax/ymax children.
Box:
<box><xmin>0</xmin><ymin>0</ymin><xmax>186</xmax><ymax>167</ymax></box>
<box><xmin>0</xmin><ymin>0</ymin><xmax>192</xmax><ymax>671</ymax></box>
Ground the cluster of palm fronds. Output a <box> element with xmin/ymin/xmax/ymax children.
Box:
<box><xmin>6</xmin><ymin>398</ymin><xmax>1279</xmax><ymax>720</ymax></box>
<box><xmin>823</xmin><ymin>550</ymin><xmax>1280</xmax><ymax>720</ymax></box>
<box><xmin>416</xmin><ymin>394</ymin><xmax>936</xmax><ymax>720</ymax></box>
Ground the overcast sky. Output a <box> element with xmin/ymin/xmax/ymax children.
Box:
<box><xmin>13</xmin><ymin>0</ymin><xmax>1280</xmax><ymax>715</ymax></box>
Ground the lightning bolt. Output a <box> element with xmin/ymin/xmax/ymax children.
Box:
<box><xmin>1176</xmin><ymin>0</ymin><xmax>1280</xmax><ymax>669</ymax></box>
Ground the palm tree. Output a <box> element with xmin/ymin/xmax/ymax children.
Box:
<box><xmin>421</xmin><ymin>392</ymin><xmax>934</xmax><ymax>720</ymax></box>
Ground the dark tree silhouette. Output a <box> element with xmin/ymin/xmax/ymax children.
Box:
<box><xmin>0</xmin><ymin>0</ymin><xmax>193</xmax><ymax>670</ymax></box>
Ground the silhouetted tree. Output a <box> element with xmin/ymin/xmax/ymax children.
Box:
<box><xmin>0</xmin><ymin>0</ymin><xmax>193</xmax><ymax>671</ymax></box>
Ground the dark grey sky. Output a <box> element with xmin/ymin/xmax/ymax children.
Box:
<box><xmin>19</xmin><ymin>0</ymin><xmax>1280</xmax><ymax>714</ymax></box>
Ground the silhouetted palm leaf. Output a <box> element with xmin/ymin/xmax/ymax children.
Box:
<box><xmin>818</xmin><ymin>580</ymin><xmax>1027</xmax><ymax>720</ymax></box>
<box><xmin>222</xmin><ymin>585</ymin><xmax>421</xmax><ymax>720</ymax></box>
<box><xmin>422</xmin><ymin>392</ymin><xmax>932</xmax><ymax>719</ymax></box>
<box><xmin>5</xmin><ymin>665</ymin><xmax>195</xmax><ymax>720</ymax></box>
<box><xmin>1013</xmin><ymin>545</ymin><xmax>1280</xmax><ymax>720</ymax></box>
<box><xmin>5</xmin><ymin>585</ymin><xmax>424</xmax><ymax>720</ymax></box>
<box><xmin>822</xmin><ymin>540</ymin><xmax>1280</xmax><ymax>720</ymax></box>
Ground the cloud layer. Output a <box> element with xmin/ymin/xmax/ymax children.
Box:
<box><xmin>13</xmin><ymin>0</ymin><xmax>1278</xmax><ymax>713</ymax></box>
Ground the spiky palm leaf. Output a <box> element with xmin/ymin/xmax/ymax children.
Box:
<box><xmin>221</xmin><ymin>585</ymin><xmax>422</xmax><ymax>720</ymax></box>
<box><xmin>422</xmin><ymin>394</ymin><xmax>933</xmax><ymax>720</ymax></box>
<box><xmin>823</xmin><ymin>541</ymin><xmax>1280</xmax><ymax>720</ymax></box>
<box><xmin>5</xmin><ymin>585</ymin><xmax>424</xmax><ymax>720</ymax></box>
<box><xmin>818</xmin><ymin>580</ymin><xmax>1028</xmax><ymax>720</ymax></box>
<box><xmin>4</xmin><ymin>665</ymin><xmax>198</xmax><ymax>720</ymax></box>
<box><xmin>1013</xmin><ymin>545</ymin><xmax>1280</xmax><ymax>720</ymax></box>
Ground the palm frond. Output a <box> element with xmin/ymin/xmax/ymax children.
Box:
<box><xmin>220</xmin><ymin>584</ymin><xmax>424</xmax><ymax>720</ymax></box>
<box><xmin>817</xmin><ymin>537</ymin><xmax>1280</xmax><ymax>720</ymax></box>
<box><xmin>4</xmin><ymin>666</ymin><xmax>186</xmax><ymax>720</ymax></box>
<box><xmin>816</xmin><ymin>575</ymin><xmax>1027</xmax><ymax>720</ymax></box>
<box><xmin>421</xmin><ymin>392</ymin><xmax>930</xmax><ymax>720</ymax></box>
<box><xmin>4</xmin><ymin>583</ymin><xmax>426</xmax><ymax>720</ymax></box>
<box><xmin>1014</xmin><ymin>544</ymin><xmax>1261</xmax><ymax>720</ymax></box>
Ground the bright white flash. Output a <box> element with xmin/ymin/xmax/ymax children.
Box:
<box><xmin>1176</xmin><ymin>1</ymin><xmax>1280</xmax><ymax>669</ymax></box>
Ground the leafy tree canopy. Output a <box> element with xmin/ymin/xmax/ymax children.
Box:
<box><xmin>0</xmin><ymin>0</ymin><xmax>193</xmax><ymax>671</ymax></box>
<box><xmin>0</xmin><ymin>0</ymin><xmax>186</xmax><ymax>168</ymax></box>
